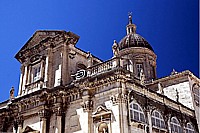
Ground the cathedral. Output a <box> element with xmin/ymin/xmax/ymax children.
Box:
<box><xmin>0</xmin><ymin>14</ymin><xmax>199</xmax><ymax>133</ymax></box>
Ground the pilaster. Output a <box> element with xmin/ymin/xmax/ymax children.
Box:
<box><xmin>38</xmin><ymin>109</ymin><xmax>49</xmax><ymax>133</ymax></box>
<box><xmin>61</xmin><ymin>43</ymin><xmax>68</xmax><ymax>86</ymax></box>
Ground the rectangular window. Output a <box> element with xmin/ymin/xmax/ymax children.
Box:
<box><xmin>136</xmin><ymin>63</ymin><xmax>143</xmax><ymax>77</ymax></box>
<box><xmin>32</xmin><ymin>64</ymin><xmax>41</xmax><ymax>82</ymax></box>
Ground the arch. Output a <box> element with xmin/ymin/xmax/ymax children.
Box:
<box><xmin>170</xmin><ymin>117</ymin><xmax>182</xmax><ymax>133</ymax></box>
<box><xmin>185</xmin><ymin>123</ymin><xmax>195</xmax><ymax>133</ymax></box>
<box><xmin>129</xmin><ymin>100</ymin><xmax>145</xmax><ymax>123</ymax></box>
<box><xmin>151</xmin><ymin>110</ymin><xmax>165</xmax><ymax>129</ymax></box>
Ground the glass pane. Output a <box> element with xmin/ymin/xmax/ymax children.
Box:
<box><xmin>155</xmin><ymin>111</ymin><xmax>159</xmax><ymax>117</ymax></box>
<box><xmin>133</xmin><ymin>104</ymin><xmax>138</xmax><ymax>110</ymax></box>
<box><xmin>156</xmin><ymin>119</ymin><xmax>160</xmax><ymax>127</ymax></box>
<box><xmin>152</xmin><ymin>118</ymin><xmax>155</xmax><ymax>126</ymax></box>
<box><xmin>161</xmin><ymin>121</ymin><xmax>165</xmax><ymax>128</ymax></box>
<box><xmin>130</xmin><ymin>110</ymin><xmax>133</xmax><ymax>120</ymax></box>
<box><xmin>134</xmin><ymin>111</ymin><xmax>139</xmax><ymax>121</ymax></box>
<box><xmin>140</xmin><ymin>113</ymin><xmax>145</xmax><ymax>122</ymax></box>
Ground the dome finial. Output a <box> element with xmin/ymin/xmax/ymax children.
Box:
<box><xmin>128</xmin><ymin>12</ymin><xmax>133</xmax><ymax>24</ymax></box>
<box><xmin>126</xmin><ymin>12</ymin><xmax>136</xmax><ymax>34</ymax></box>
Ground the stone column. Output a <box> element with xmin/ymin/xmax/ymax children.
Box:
<box><xmin>18</xmin><ymin>66</ymin><xmax>24</xmax><ymax>96</ymax></box>
<box><xmin>43</xmin><ymin>56</ymin><xmax>49</xmax><ymax>88</ymax></box>
<box><xmin>27</xmin><ymin>66</ymin><xmax>32</xmax><ymax>84</ymax></box>
<box><xmin>38</xmin><ymin>109</ymin><xmax>49</xmax><ymax>133</ymax></box>
<box><xmin>40</xmin><ymin>59</ymin><xmax>45</xmax><ymax>80</ymax></box>
<box><xmin>166</xmin><ymin>114</ymin><xmax>171</xmax><ymax>133</ymax></box>
<box><xmin>81</xmin><ymin>89</ymin><xmax>93</xmax><ymax>133</ymax></box>
<box><xmin>47</xmin><ymin>47</ymin><xmax>53</xmax><ymax>88</ymax></box>
<box><xmin>147</xmin><ymin>109</ymin><xmax>152</xmax><ymax>133</ymax></box>
<box><xmin>17</xmin><ymin>116</ymin><xmax>23</xmax><ymax>133</ymax></box>
<box><xmin>110</xmin><ymin>82</ymin><xmax>128</xmax><ymax>133</ymax></box>
<box><xmin>55</xmin><ymin>107</ymin><xmax>63</xmax><ymax>133</ymax></box>
<box><xmin>22</xmin><ymin>65</ymin><xmax>28</xmax><ymax>94</ymax></box>
<box><xmin>61</xmin><ymin>43</ymin><xmax>68</xmax><ymax>86</ymax></box>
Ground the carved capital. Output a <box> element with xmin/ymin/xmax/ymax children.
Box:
<box><xmin>110</xmin><ymin>93</ymin><xmax>127</xmax><ymax>104</ymax></box>
<box><xmin>38</xmin><ymin>109</ymin><xmax>50</xmax><ymax>118</ymax></box>
<box><xmin>54</xmin><ymin>107</ymin><xmax>63</xmax><ymax>116</ymax></box>
<box><xmin>82</xmin><ymin>99</ymin><xmax>93</xmax><ymax>111</ymax></box>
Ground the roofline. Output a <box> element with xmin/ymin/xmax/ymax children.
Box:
<box><xmin>146</xmin><ymin>70</ymin><xmax>200</xmax><ymax>86</ymax></box>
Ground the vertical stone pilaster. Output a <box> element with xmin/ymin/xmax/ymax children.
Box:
<box><xmin>81</xmin><ymin>88</ymin><xmax>94</xmax><ymax>133</ymax></box>
<box><xmin>43</xmin><ymin>56</ymin><xmax>49</xmax><ymax>88</ymax></box>
<box><xmin>55</xmin><ymin>107</ymin><xmax>63</xmax><ymax>133</ymax></box>
<box><xmin>47</xmin><ymin>47</ymin><xmax>53</xmax><ymax>88</ymax></box>
<box><xmin>61</xmin><ymin>43</ymin><xmax>68</xmax><ymax>86</ymax></box>
<box><xmin>167</xmin><ymin>114</ymin><xmax>171</xmax><ymax>133</ymax></box>
<box><xmin>110</xmin><ymin>82</ymin><xmax>128</xmax><ymax>133</ymax></box>
<box><xmin>40</xmin><ymin>59</ymin><xmax>45</xmax><ymax>80</ymax></box>
<box><xmin>38</xmin><ymin>109</ymin><xmax>49</xmax><ymax>133</ymax></box>
<box><xmin>147</xmin><ymin>110</ymin><xmax>152</xmax><ymax>133</ymax></box>
<box><xmin>27</xmin><ymin>66</ymin><xmax>31</xmax><ymax>84</ymax></box>
<box><xmin>18</xmin><ymin>72</ymin><xmax>23</xmax><ymax>96</ymax></box>
<box><xmin>16</xmin><ymin>116</ymin><xmax>23</xmax><ymax>133</ymax></box>
<box><xmin>22</xmin><ymin>65</ymin><xmax>28</xmax><ymax>95</ymax></box>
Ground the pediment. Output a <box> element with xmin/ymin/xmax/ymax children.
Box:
<box><xmin>15</xmin><ymin>30</ymin><xmax>80</xmax><ymax>63</ymax></box>
<box><xmin>22</xmin><ymin>126</ymin><xmax>39</xmax><ymax>133</ymax></box>
<box><xmin>92</xmin><ymin>105</ymin><xmax>110</xmax><ymax>116</ymax></box>
<box><xmin>15</xmin><ymin>31</ymin><xmax>58</xmax><ymax>63</ymax></box>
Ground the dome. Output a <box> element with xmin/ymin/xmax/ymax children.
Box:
<box><xmin>118</xmin><ymin>33</ymin><xmax>154</xmax><ymax>51</ymax></box>
<box><xmin>118</xmin><ymin>13</ymin><xmax>154</xmax><ymax>51</ymax></box>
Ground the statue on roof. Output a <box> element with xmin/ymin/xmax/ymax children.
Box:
<box><xmin>112</xmin><ymin>40</ymin><xmax>119</xmax><ymax>57</ymax></box>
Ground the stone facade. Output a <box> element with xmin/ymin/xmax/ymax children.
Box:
<box><xmin>0</xmin><ymin>14</ymin><xmax>199</xmax><ymax>133</ymax></box>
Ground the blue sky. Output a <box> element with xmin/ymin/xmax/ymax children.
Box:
<box><xmin>0</xmin><ymin>0</ymin><xmax>198</xmax><ymax>102</ymax></box>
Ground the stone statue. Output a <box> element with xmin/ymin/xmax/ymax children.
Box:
<box><xmin>86</xmin><ymin>51</ymin><xmax>93</xmax><ymax>68</ymax></box>
<box><xmin>157</xmin><ymin>82</ymin><xmax>164</xmax><ymax>94</ymax></box>
<box><xmin>140</xmin><ymin>69</ymin><xmax>145</xmax><ymax>85</ymax></box>
<box><xmin>171</xmin><ymin>69</ymin><xmax>178</xmax><ymax>75</ymax></box>
<box><xmin>112</xmin><ymin>40</ymin><xmax>119</xmax><ymax>57</ymax></box>
<box><xmin>10</xmin><ymin>86</ymin><xmax>14</xmax><ymax>100</ymax></box>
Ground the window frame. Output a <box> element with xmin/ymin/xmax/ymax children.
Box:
<box><xmin>151</xmin><ymin>110</ymin><xmax>166</xmax><ymax>129</ymax></box>
<box><xmin>32</xmin><ymin>63</ymin><xmax>41</xmax><ymax>83</ymax></box>
<box><xmin>185</xmin><ymin>123</ymin><xmax>195</xmax><ymax>133</ymax></box>
<box><xmin>170</xmin><ymin>117</ymin><xmax>182</xmax><ymax>133</ymax></box>
<box><xmin>136</xmin><ymin>63</ymin><xmax>143</xmax><ymax>77</ymax></box>
<box><xmin>129</xmin><ymin>101</ymin><xmax>146</xmax><ymax>123</ymax></box>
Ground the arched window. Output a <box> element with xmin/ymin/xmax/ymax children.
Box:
<box><xmin>185</xmin><ymin>123</ymin><xmax>195</xmax><ymax>133</ymax></box>
<box><xmin>170</xmin><ymin>117</ymin><xmax>182</xmax><ymax>133</ymax></box>
<box><xmin>151</xmin><ymin>110</ymin><xmax>165</xmax><ymax>129</ymax></box>
<box><xmin>129</xmin><ymin>101</ymin><xmax>145</xmax><ymax>123</ymax></box>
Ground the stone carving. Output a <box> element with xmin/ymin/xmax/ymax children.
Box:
<box><xmin>86</xmin><ymin>52</ymin><xmax>93</xmax><ymax>68</ymax></box>
<box><xmin>157</xmin><ymin>82</ymin><xmax>164</xmax><ymax>94</ymax></box>
<box><xmin>110</xmin><ymin>93</ymin><xmax>127</xmax><ymax>104</ymax></box>
<box><xmin>38</xmin><ymin>109</ymin><xmax>50</xmax><ymax>118</ymax></box>
<box><xmin>9</xmin><ymin>87</ymin><xmax>14</xmax><ymax>100</ymax></box>
<box><xmin>171</xmin><ymin>69</ymin><xmax>178</xmax><ymax>75</ymax></box>
<box><xmin>139</xmin><ymin>69</ymin><xmax>145</xmax><ymax>85</ymax></box>
<box><xmin>112</xmin><ymin>40</ymin><xmax>119</xmax><ymax>57</ymax></box>
<box><xmin>82</xmin><ymin>99</ymin><xmax>93</xmax><ymax>111</ymax></box>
